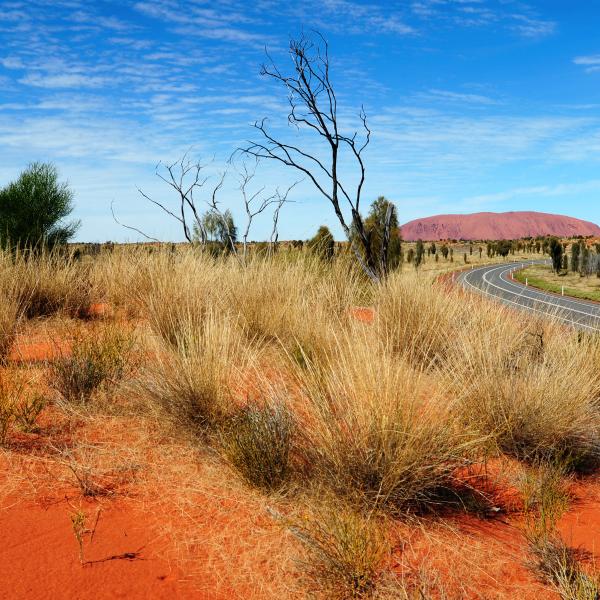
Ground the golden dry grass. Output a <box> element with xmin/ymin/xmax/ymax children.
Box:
<box><xmin>0</xmin><ymin>244</ymin><xmax>598</xmax><ymax>599</ymax></box>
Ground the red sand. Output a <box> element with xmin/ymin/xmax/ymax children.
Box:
<box><xmin>0</xmin><ymin>496</ymin><xmax>206</xmax><ymax>599</ymax></box>
<box><xmin>401</xmin><ymin>211</ymin><xmax>600</xmax><ymax>241</ymax></box>
<box><xmin>2</xmin><ymin>311</ymin><xmax>600</xmax><ymax>599</ymax></box>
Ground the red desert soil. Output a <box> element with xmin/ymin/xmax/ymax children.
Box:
<box><xmin>401</xmin><ymin>210</ymin><xmax>600</xmax><ymax>241</ymax></box>
<box><xmin>0</xmin><ymin>496</ymin><xmax>205</xmax><ymax>600</ymax></box>
<box><xmin>2</xmin><ymin>316</ymin><xmax>600</xmax><ymax>599</ymax></box>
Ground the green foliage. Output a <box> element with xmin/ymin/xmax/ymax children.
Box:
<box><xmin>295</xmin><ymin>505</ymin><xmax>390</xmax><ymax>599</ymax></box>
<box><xmin>221</xmin><ymin>403</ymin><xmax>292</xmax><ymax>491</ymax></box>
<box><xmin>363</xmin><ymin>197</ymin><xmax>402</xmax><ymax>272</ymax></box>
<box><xmin>193</xmin><ymin>209</ymin><xmax>237</xmax><ymax>254</ymax></box>
<box><xmin>549</xmin><ymin>237</ymin><xmax>564</xmax><ymax>273</ymax></box>
<box><xmin>0</xmin><ymin>163</ymin><xmax>79</xmax><ymax>250</ymax></box>
<box><xmin>571</xmin><ymin>241</ymin><xmax>581</xmax><ymax>272</ymax></box>
<box><xmin>495</xmin><ymin>240</ymin><xmax>512</xmax><ymax>258</ymax></box>
<box><xmin>50</xmin><ymin>327</ymin><xmax>133</xmax><ymax>403</ymax></box>
<box><xmin>414</xmin><ymin>239</ymin><xmax>425</xmax><ymax>268</ymax></box>
<box><xmin>308</xmin><ymin>225</ymin><xmax>335</xmax><ymax>261</ymax></box>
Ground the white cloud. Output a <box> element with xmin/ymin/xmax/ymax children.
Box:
<box><xmin>574</xmin><ymin>55</ymin><xmax>600</xmax><ymax>73</ymax></box>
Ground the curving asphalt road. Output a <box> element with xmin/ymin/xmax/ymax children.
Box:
<box><xmin>456</xmin><ymin>260</ymin><xmax>600</xmax><ymax>333</ymax></box>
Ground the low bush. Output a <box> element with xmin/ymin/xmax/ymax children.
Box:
<box><xmin>296</xmin><ymin>332</ymin><xmax>483</xmax><ymax>514</ymax></box>
<box><xmin>294</xmin><ymin>502</ymin><xmax>390</xmax><ymax>599</ymax></box>
<box><xmin>138</xmin><ymin>311</ymin><xmax>259</xmax><ymax>433</ymax></box>
<box><xmin>50</xmin><ymin>326</ymin><xmax>133</xmax><ymax>403</ymax></box>
<box><xmin>221</xmin><ymin>402</ymin><xmax>293</xmax><ymax>491</ymax></box>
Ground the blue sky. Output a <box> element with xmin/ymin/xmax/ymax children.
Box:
<box><xmin>1</xmin><ymin>0</ymin><xmax>600</xmax><ymax>241</ymax></box>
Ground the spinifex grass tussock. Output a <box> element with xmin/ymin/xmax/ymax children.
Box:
<box><xmin>133</xmin><ymin>250</ymin><xmax>226</xmax><ymax>346</ymax></box>
<box><xmin>50</xmin><ymin>325</ymin><xmax>134</xmax><ymax>404</ymax></box>
<box><xmin>225</xmin><ymin>253</ymin><xmax>367</xmax><ymax>361</ymax></box>
<box><xmin>0</xmin><ymin>370</ymin><xmax>43</xmax><ymax>444</ymax></box>
<box><xmin>220</xmin><ymin>401</ymin><xmax>293</xmax><ymax>492</ymax></box>
<box><xmin>521</xmin><ymin>462</ymin><xmax>600</xmax><ymax>600</ymax></box>
<box><xmin>445</xmin><ymin>313</ymin><xmax>600</xmax><ymax>471</ymax></box>
<box><xmin>0</xmin><ymin>248</ymin><xmax>95</xmax><ymax>319</ymax></box>
<box><xmin>292</xmin><ymin>500</ymin><xmax>391</xmax><ymax>599</ymax></box>
<box><xmin>137</xmin><ymin>310</ymin><xmax>261</xmax><ymax>433</ymax></box>
<box><xmin>294</xmin><ymin>330</ymin><xmax>485</xmax><ymax>514</ymax></box>
<box><xmin>374</xmin><ymin>271</ymin><xmax>471</xmax><ymax>368</ymax></box>
<box><xmin>0</xmin><ymin>293</ymin><xmax>21</xmax><ymax>362</ymax></box>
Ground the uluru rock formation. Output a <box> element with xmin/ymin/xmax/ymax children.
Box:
<box><xmin>400</xmin><ymin>211</ymin><xmax>600</xmax><ymax>241</ymax></box>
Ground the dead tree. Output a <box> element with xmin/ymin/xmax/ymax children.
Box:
<box><xmin>231</xmin><ymin>157</ymin><xmax>295</xmax><ymax>261</ymax></box>
<box><xmin>270</xmin><ymin>183</ymin><xmax>298</xmax><ymax>252</ymax></box>
<box><xmin>241</xmin><ymin>32</ymin><xmax>386</xmax><ymax>281</ymax></box>
<box><xmin>136</xmin><ymin>154</ymin><xmax>225</xmax><ymax>245</ymax></box>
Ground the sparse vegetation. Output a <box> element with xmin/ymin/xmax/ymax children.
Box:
<box><xmin>50</xmin><ymin>326</ymin><xmax>133</xmax><ymax>404</ymax></box>
<box><xmin>1</xmin><ymin>241</ymin><xmax>600</xmax><ymax>599</ymax></box>
<box><xmin>221</xmin><ymin>401</ymin><xmax>293</xmax><ymax>491</ymax></box>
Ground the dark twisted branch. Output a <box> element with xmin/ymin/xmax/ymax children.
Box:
<box><xmin>241</xmin><ymin>32</ymin><xmax>383</xmax><ymax>281</ymax></box>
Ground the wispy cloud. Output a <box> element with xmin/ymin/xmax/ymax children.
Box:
<box><xmin>574</xmin><ymin>54</ymin><xmax>600</xmax><ymax>73</ymax></box>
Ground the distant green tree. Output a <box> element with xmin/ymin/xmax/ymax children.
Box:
<box><xmin>440</xmin><ymin>244</ymin><xmax>449</xmax><ymax>260</ymax></box>
<box><xmin>193</xmin><ymin>208</ymin><xmax>237</xmax><ymax>253</ymax></box>
<box><xmin>571</xmin><ymin>241</ymin><xmax>581</xmax><ymax>272</ymax></box>
<box><xmin>429</xmin><ymin>242</ymin><xmax>437</xmax><ymax>255</ymax></box>
<box><xmin>414</xmin><ymin>239</ymin><xmax>425</xmax><ymax>268</ymax></box>
<box><xmin>362</xmin><ymin>196</ymin><xmax>402</xmax><ymax>274</ymax></box>
<box><xmin>0</xmin><ymin>162</ymin><xmax>79</xmax><ymax>250</ymax></box>
<box><xmin>581</xmin><ymin>244</ymin><xmax>590</xmax><ymax>276</ymax></box>
<box><xmin>562</xmin><ymin>254</ymin><xmax>568</xmax><ymax>271</ymax></box>
<box><xmin>307</xmin><ymin>225</ymin><xmax>335</xmax><ymax>261</ymax></box>
<box><xmin>548</xmin><ymin>237</ymin><xmax>563</xmax><ymax>274</ymax></box>
<box><xmin>406</xmin><ymin>248</ymin><xmax>415</xmax><ymax>264</ymax></box>
<box><xmin>495</xmin><ymin>240</ymin><xmax>511</xmax><ymax>258</ymax></box>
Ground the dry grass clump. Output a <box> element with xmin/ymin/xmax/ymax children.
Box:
<box><xmin>521</xmin><ymin>462</ymin><xmax>599</xmax><ymax>600</ymax></box>
<box><xmin>292</xmin><ymin>501</ymin><xmax>391</xmax><ymax>599</ymax></box>
<box><xmin>220</xmin><ymin>401</ymin><xmax>293</xmax><ymax>492</ymax></box>
<box><xmin>138</xmin><ymin>310</ymin><xmax>260</xmax><ymax>433</ymax></box>
<box><xmin>0</xmin><ymin>248</ymin><xmax>94</xmax><ymax>319</ymax></box>
<box><xmin>445</xmin><ymin>315</ymin><xmax>600</xmax><ymax>471</ymax></box>
<box><xmin>50</xmin><ymin>325</ymin><xmax>134</xmax><ymax>403</ymax></box>
<box><xmin>0</xmin><ymin>371</ymin><xmax>44</xmax><ymax>444</ymax></box>
<box><xmin>374</xmin><ymin>271</ymin><xmax>468</xmax><ymax>368</ymax></box>
<box><xmin>529</xmin><ymin>536</ymin><xmax>599</xmax><ymax>600</ymax></box>
<box><xmin>133</xmin><ymin>250</ymin><xmax>226</xmax><ymax>346</ymax></box>
<box><xmin>226</xmin><ymin>254</ymin><xmax>367</xmax><ymax>361</ymax></box>
<box><xmin>295</xmin><ymin>331</ymin><xmax>483</xmax><ymax>514</ymax></box>
<box><xmin>0</xmin><ymin>294</ymin><xmax>21</xmax><ymax>362</ymax></box>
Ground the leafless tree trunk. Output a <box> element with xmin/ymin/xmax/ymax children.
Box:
<box><xmin>138</xmin><ymin>153</ymin><xmax>225</xmax><ymax>243</ymax></box>
<box><xmin>241</xmin><ymin>32</ymin><xmax>387</xmax><ymax>281</ymax></box>
<box><xmin>231</xmin><ymin>157</ymin><xmax>295</xmax><ymax>262</ymax></box>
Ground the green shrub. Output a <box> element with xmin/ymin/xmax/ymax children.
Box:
<box><xmin>50</xmin><ymin>327</ymin><xmax>133</xmax><ymax>403</ymax></box>
<box><xmin>221</xmin><ymin>402</ymin><xmax>292</xmax><ymax>491</ymax></box>
<box><xmin>0</xmin><ymin>162</ymin><xmax>79</xmax><ymax>250</ymax></box>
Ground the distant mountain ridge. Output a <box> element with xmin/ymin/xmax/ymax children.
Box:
<box><xmin>400</xmin><ymin>211</ymin><xmax>600</xmax><ymax>241</ymax></box>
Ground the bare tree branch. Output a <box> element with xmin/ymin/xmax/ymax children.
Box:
<box><xmin>240</xmin><ymin>32</ymin><xmax>385</xmax><ymax>281</ymax></box>
<box><xmin>110</xmin><ymin>200</ymin><xmax>161</xmax><ymax>243</ymax></box>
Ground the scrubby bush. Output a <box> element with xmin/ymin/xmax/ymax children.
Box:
<box><xmin>221</xmin><ymin>402</ymin><xmax>293</xmax><ymax>491</ymax></box>
<box><xmin>0</xmin><ymin>162</ymin><xmax>79</xmax><ymax>250</ymax></box>
<box><xmin>308</xmin><ymin>226</ymin><xmax>335</xmax><ymax>261</ymax></box>
<box><xmin>295</xmin><ymin>502</ymin><xmax>390</xmax><ymax>599</ymax></box>
<box><xmin>51</xmin><ymin>326</ymin><xmax>133</xmax><ymax>403</ymax></box>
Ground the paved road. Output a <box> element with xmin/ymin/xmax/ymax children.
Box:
<box><xmin>457</xmin><ymin>260</ymin><xmax>600</xmax><ymax>333</ymax></box>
